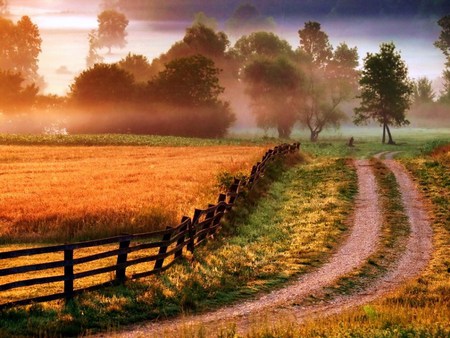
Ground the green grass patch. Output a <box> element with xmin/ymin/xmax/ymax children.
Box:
<box><xmin>0</xmin><ymin>133</ymin><xmax>274</xmax><ymax>147</ymax></box>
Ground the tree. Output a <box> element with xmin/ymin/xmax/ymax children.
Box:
<box><xmin>86</xmin><ymin>30</ymin><xmax>104</xmax><ymax>67</ymax></box>
<box><xmin>96</xmin><ymin>10</ymin><xmax>129</xmax><ymax>54</ymax></box>
<box><xmin>148</xmin><ymin>55</ymin><xmax>235</xmax><ymax>137</ymax></box>
<box><xmin>298</xmin><ymin>22</ymin><xmax>358</xmax><ymax>142</ymax></box>
<box><xmin>226</xmin><ymin>3</ymin><xmax>275</xmax><ymax>37</ymax></box>
<box><xmin>233</xmin><ymin>31</ymin><xmax>294</xmax><ymax>63</ymax></box>
<box><xmin>243</xmin><ymin>56</ymin><xmax>302</xmax><ymax>138</ymax></box>
<box><xmin>0</xmin><ymin>70</ymin><xmax>38</xmax><ymax>113</ymax></box>
<box><xmin>354</xmin><ymin>42</ymin><xmax>413</xmax><ymax>144</ymax></box>
<box><xmin>70</xmin><ymin>63</ymin><xmax>135</xmax><ymax>106</ymax></box>
<box><xmin>117</xmin><ymin>53</ymin><xmax>154</xmax><ymax>83</ymax></box>
<box><xmin>434</xmin><ymin>15</ymin><xmax>450</xmax><ymax>103</ymax></box>
<box><xmin>0</xmin><ymin>16</ymin><xmax>42</xmax><ymax>85</ymax></box>
<box><xmin>183</xmin><ymin>23</ymin><xmax>229</xmax><ymax>59</ymax></box>
<box><xmin>298</xmin><ymin>21</ymin><xmax>333</xmax><ymax>69</ymax></box>
<box><xmin>193</xmin><ymin>12</ymin><xmax>218</xmax><ymax>30</ymax></box>
<box><xmin>412</xmin><ymin>77</ymin><xmax>435</xmax><ymax>105</ymax></box>
<box><xmin>150</xmin><ymin>55</ymin><xmax>224</xmax><ymax>107</ymax></box>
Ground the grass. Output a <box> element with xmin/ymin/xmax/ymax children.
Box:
<box><xmin>209</xmin><ymin>141</ymin><xmax>450</xmax><ymax>337</ymax></box>
<box><xmin>0</xmin><ymin>152</ymin><xmax>358</xmax><ymax>337</ymax></box>
<box><xmin>0</xmin><ymin>133</ymin><xmax>277</xmax><ymax>147</ymax></box>
<box><xmin>0</xmin><ymin>145</ymin><xmax>266</xmax><ymax>243</ymax></box>
<box><xmin>0</xmin><ymin>131</ymin><xmax>448</xmax><ymax>336</ymax></box>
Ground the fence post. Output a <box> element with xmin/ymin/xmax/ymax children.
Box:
<box><xmin>154</xmin><ymin>227</ymin><xmax>174</xmax><ymax>271</ymax></box>
<box><xmin>175</xmin><ymin>217</ymin><xmax>190</xmax><ymax>259</ymax></box>
<box><xmin>188</xmin><ymin>209</ymin><xmax>202</xmax><ymax>253</ymax></box>
<box><xmin>115</xmin><ymin>237</ymin><xmax>131</xmax><ymax>283</ymax></box>
<box><xmin>64</xmin><ymin>247</ymin><xmax>74</xmax><ymax>304</ymax></box>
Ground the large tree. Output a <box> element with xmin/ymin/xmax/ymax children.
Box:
<box><xmin>243</xmin><ymin>56</ymin><xmax>302</xmax><ymax>138</ymax></box>
<box><xmin>298</xmin><ymin>22</ymin><xmax>359</xmax><ymax>142</ymax></box>
<box><xmin>434</xmin><ymin>15</ymin><xmax>450</xmax><ymax>103</ymax></box>
<box><xmin>96</xmin><ymin>9</ymin><xmax>129</xmax><ymax>54</ymax></box>
<box><xmin>69</xmin><ymin>63</ymin><xmax>135</xmax><ymax>106</ymax></box>
<box><xmin>0</xmin><ymin>16</ymin><xmax>42</xmax><ymax>85</ymax></box>
<box><xmin>234</xmin><ymin>32</ymin><xmax>299</xmax><ymax>138</ymax></box>
<box><xmin>354</xmin><ymin>42</ymin><xmax>413</xmax><ymax>144</ymax></box>
<box><xmin>148</xmin><ymin>55</ymin><xmax>235</xmax><ymax>137</ymax></box>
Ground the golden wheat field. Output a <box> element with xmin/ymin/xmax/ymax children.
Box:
<box><xmin>0</xmin><ymin>145</ymin><xmax>266</xmax><ymax>242</ymax></box>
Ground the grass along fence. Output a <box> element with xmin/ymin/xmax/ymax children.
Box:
<box><xmin>0</xmin><ymin>143</ymin><xmax>300</xmax><ymax>310</ymax></box>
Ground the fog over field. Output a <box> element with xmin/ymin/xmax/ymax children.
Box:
<box><xmin>7</xmin><ymin>0</ymin><xmax>446</xmax><ymax>95</ymax></box>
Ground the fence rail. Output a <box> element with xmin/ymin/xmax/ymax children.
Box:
<box><xmin>0</xmin><ymin>142</ymin><xmax>300</xmax><ymax>310</ymax></box>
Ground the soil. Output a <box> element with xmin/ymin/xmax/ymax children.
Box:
<box><xmin>93</xmin><ymin>154</ymin><xmax>433</xmax><ymax>337</ymax></box>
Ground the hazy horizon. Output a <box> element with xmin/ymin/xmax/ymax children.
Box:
<box><xmin>3</xmin><ymin>1</ymin><xmax>445</xmax><ymax>96</ymax></box>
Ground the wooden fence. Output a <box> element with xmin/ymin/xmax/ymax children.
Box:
<box><xmin>0</xmin><ymin>143</ymin><xmax>300</xmax><ymax>310</ymax></box>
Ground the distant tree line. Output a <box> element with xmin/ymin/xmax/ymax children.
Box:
<box><xmin>1</xmin><ymin>5</ymin><xmax>450</xmax><ymax>142</ymax></box>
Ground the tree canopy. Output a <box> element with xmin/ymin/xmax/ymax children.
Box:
<box><xmin>298</xmin><ymin>21</ymin><xmax>333</xmax><ymax>69</ymax></box>
<box><xmin>434</xmin><ymin>15</ymin><xmax>450</xmax><ymax>103</ymax></box>
<box><xmin>244</xmin><ymin>56</ymin><xmax>301</xmax><ymax>138</ymax></box>
<box><xmin>70</xmin><ymin>63</ymin><xmax>135</xmax><ymax>106</ymax></box>
<box><xmin>0</xmin><ymin>16</ymin><xmax>42</xmax><ymax>84</ymax></box>
<box><xmin>96</xmin><ymin>9</ymin><xmax>129</xmax><ymax>54</ymax></box>
<box><xmin>354</xmin><ymin>42</ymin><xmax>413</xmax><ymax>144</ymax></box>
<box><xmin>149</xmin><ymin>55</ymin><xmax>224</xmax><ymax>107</ymax></box>
<box><xmin>298</xmin><ymin>22</ymin><xmax>359</xmax><ymax>141</ymax></box>
<box><xmin>117</xmin><ymin>53</ymin><xmax>154</xmax><ymax>83</ymax></box>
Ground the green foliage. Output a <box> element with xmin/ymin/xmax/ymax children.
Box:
<box><xmin>183</xmin><ymin>23</ymin><xmax>229</xmax><ymax>59</ymax></box>
<box><xmin>435</xmin><ymin>15</ymin><xmax>450</xmax><ymax>103</ymax></box>
<box><xmin>116</xmin><ymin>53</ymin><xmax>154</xmax><ymax>83</ymax></box>
<box><xmin>354</xmin><ymin>42</ymin><xmax>413</xmax><ymax>144</ymax></box>
<box><xmin>298</xmin><ymin>21</ymin><xmax>333</xmax><ymax>68</ymax></box>
<box><xmin>413</xmin><ymin>77</ymin><xmax>435</xmax><ymax>104</ymax></box>
<box><xmin>69</xmin><ymin>63</ymin><xmax>135</xmax><ymax>106</ymax></box>
<box><xmin>233</xmin><ymin>31</ymin><xmax>294</xmax><ymax>63</ymax></box>
<box><xmin>150</xmin><ymin>55</ymin><xmax>223</xmax><ymax>106</ymax></box>
<box><xmin>298</xmin><ymin>23</ymin><xmax>359</xmax><ymax>142</ymax></box>
<box><xmin>244</xmin><ymin>56</ymin><xmax>302</xmax><ymax>138</ymax></box>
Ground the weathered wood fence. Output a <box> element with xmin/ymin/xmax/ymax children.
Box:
<box><xmin>0</xmin><ymin>143</ymin><xmax>300</xmax><ymax>310</ymax></box>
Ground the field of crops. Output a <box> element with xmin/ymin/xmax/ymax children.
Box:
<box><xmin>0</xmin><ymin>144</ymin><xmax>266</xmax><ymax>243</ymax></box>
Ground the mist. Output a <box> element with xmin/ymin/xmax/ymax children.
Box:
<box><xmin>2</xmin><ymin>0</ymin><xmax>449</xmax><ymax>134</ymax></box>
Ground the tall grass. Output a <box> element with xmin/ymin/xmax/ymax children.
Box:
<box><xmin>0</xmin><ymin>153</ymin><xmax>358</xmax><ymax>336</ymax></box>
<box><xmin>0</xmin><ymin>145</ymin><xmax>264</xmax><ymax>243</ymax></box>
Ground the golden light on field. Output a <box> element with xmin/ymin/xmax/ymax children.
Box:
<box><xmin>0</xmin><ymin>145</ymin><xmax>266</xmax><ymax>242</ymax></box>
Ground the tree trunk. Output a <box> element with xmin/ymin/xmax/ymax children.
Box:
<box><xmin>277</xmin><ymin>125</ymin><xmax>289</xmax><ymax>139</ymax></box>
<box><xmin>386</xmin><ymin>124</ymin><xmax>395</xmax><ymax>144</ymax></box>
<box><xmin>382</xmin><ymin>123</ymin><xmax>386</xmax><ymax>144</ymax></box>
<box><xmin>310</xmin><ymin>130</ymin><xmax>319</xmax><ymax>142</ymax></box>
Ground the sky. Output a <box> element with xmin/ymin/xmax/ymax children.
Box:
<box><xmin>5</xmin><ymin>0</ymin><xmax>447</xmax><ymax>95</ymax></box>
